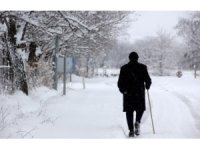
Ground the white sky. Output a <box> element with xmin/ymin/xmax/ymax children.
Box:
<box><xmin>123</xmin><ymin>11</ymin><xmax>189</xmax><ymax>42</ymax></box>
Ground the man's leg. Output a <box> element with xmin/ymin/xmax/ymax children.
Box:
<box><xmin>136</xmin><ymin>110</ymin><xmax>144</xmax><ymax>123</ymax></box>
<box><xmin>135</xmin><ymin>110</ymin><xmax>144</xmax><ymax>135</ymax></box>
<box><xmin>126</xmin><ymin>111</ymin><xmax>134</xmax><ymax>137</ymax></box>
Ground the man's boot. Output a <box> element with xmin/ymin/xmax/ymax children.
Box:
<box><xmin>129</xmin><ymin>130</ymin><xmax>134</xmax><ymax>137</ymax></box>
<box><xmin>135</xmin><ymin>121</ymin><xmax>140</xmax><ymax>136</ymax></box>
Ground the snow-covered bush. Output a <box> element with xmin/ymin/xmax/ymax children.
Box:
<box><xmin>25</xmin><ymin>60</ymin><xmax>54</xmax><ymax>90</ymax></box>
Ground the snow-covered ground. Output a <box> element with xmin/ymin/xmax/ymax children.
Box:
<box><xmin>0</xmin><ymin>71</ymin><xmax>200</xmax><ymax>138</ymax></box>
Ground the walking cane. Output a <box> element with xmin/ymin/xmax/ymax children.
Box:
<box><xmin>147</xmin><ymin>90</ymin><xmax>155</xmax><ymax>134</ymax></box>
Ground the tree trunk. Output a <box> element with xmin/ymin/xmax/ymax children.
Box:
<box><xmin>8</xmin><ymin>18</ymin><xmax>28</xmax><ymax>95</ymax></box>
<box><xmin>28</xmin><ymin>42</ymin><xmax>38</xmax><ymax>67</ymax></box>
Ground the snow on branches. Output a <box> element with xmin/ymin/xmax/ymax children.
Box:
<box><xmin>0</xmin><ymin>11</ymin><xmax>132</xmax><ymax>93</ymax></box>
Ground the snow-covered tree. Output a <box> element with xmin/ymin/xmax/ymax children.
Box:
<box><xmin>0</xmin><ymin>12</ymin><xmax>29</xmax><ymax>95</ymax></box>
<box><xmin>0</xmin><ymin>11</ymin><xmax>133</xmax><ymax>94</ymax></box>
<box><xmin>55</xmin><ymin>11</ymin><xmax>132</xmax><ymax>77</ymax></box>
<box><xmin>133</xmin><ymin>31</ymin><xmax>184</xmax><ymax>76</ymax></box>
<box><xmin>176</xmin><ymin>12</ymin><xmax>200</xmax><ymax>69</ymax></box>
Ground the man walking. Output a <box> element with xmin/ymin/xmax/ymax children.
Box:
<box><xmin>118</xmin><ymin>51</ymin><xmax>152</xmax><ymax>137</ymax></box>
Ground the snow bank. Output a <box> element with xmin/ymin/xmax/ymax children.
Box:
<box><xmin>0</xmin><ymin>87</ymin><xmax>59</xmax><ymax>138</ymax></box>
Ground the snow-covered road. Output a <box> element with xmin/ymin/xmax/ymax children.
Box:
<box><xmin>1</xmin><ymin>74</ymin><xmax>200</xmax><ymax>138</ymax></box>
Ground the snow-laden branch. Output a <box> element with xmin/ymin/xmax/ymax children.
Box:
<box><xmin>0</xmin><ymin>65</ymin><xmax>10</xmax><ymax>69</ymax></box>
<box><xmin>2</xmin><ymin>13</ymin><xmax>60</xmax><ymax>36</ymax></box>
<box><xmin>90</xmin><ymin>14</ymin><xmax>127</xmax><ymax>31</ymax></box>
<box><xmin>57</xmin><ymin>11</ymin><xmax>90</xmax><ymax>39</ymax></box>
<box><xmin>58</xmin><ymin>11</ymin><xmax>91</xmax><ymax>31</ymax></box>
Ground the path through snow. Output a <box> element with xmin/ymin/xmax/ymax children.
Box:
<box><xmin>30</xmin><ymin>75</ymin><xmax>200</xmax><ymax>138</ymax></box>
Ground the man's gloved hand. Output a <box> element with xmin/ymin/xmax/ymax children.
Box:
<box><xmin>146</xmin><ymin>83</ymin><xmax>151</xmax><ymax>90</ymax></box>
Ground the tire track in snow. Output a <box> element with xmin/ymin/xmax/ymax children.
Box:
<box><xmin>170</xmin><ymin>91</ymin><xmax>200</xmax><ymax>131</ymax></box>
<box><xmin>158</xmin><ymin>84</ymin><xmax>200</xmax><ymax>132</ymax></box>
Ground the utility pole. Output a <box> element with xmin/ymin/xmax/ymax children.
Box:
<box><xmin>53</xmin><ymin>35</ymin><xmax>59</xmax><ymax>90</ymax></box>
<box><xmin>194</xmin><ymin>64</ymin><xmax>197</xmax><ymax>79</ymax></box>
<box><xmin>63</xmin><ymin>53</ymin><xmax>67</xmax><ymax>95</ymax></box>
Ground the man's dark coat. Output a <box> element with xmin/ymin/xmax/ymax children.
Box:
<box><xmin>118</xmin><ymin>61</ymin><xmax>151</xmax><ymax>112</ymax></box>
